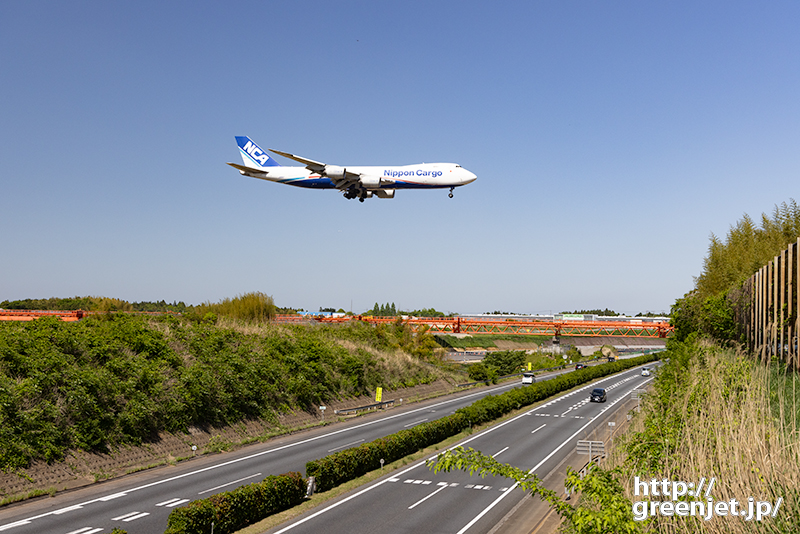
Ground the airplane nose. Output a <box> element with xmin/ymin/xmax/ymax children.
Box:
<box><xmin>463</xmin><ymin>170</ymin><xmax>477</xmax><ymax>184</ymax></box>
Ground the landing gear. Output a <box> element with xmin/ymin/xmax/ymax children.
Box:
<box><xmin>343</xmin><ymin>187</ymin><xmax>358</xmax><ymax>200</ymax></box>
<box><xmin>448</xmin><ymin>187</ymin><xmax>454</xmax><ymax>199</ymax></box>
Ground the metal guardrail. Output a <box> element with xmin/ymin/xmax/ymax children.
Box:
<box><xmin>334</xmin><ymin>399</ymin><xmax>396</xmax><ymax>416</ymax></box>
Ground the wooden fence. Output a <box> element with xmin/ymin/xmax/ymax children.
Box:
<box><xmin>738</xmin><ymin>237</ymin><xmax>800</xmax><ymax>368</ymax></box>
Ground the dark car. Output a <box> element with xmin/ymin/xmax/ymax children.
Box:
<box><xmin>590</xmin><ymin>388</ymin><xmax>607</xmax><ymax>402</ymax></box>
<box><xmin>575</xmin><ymin>363</ymin><xmax>587</xmax><ymax>370</ymax></box>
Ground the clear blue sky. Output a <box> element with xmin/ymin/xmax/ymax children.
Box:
<box><xmin>2</xmin><ymin>1</ymin><xmax>799</xmax><ymax>315</ymax></box>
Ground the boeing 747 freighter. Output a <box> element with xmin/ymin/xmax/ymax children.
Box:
<box><xmin>227</xmin><ymin>136</ymin><xmax>476</xmax><ymax>202</ymax></box>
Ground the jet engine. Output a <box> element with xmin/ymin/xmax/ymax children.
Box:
<box><xmin>374</xmin><ymin>189</ymin><xmax>395</xmax><ymax>199</ymax></box>
<box><xmin>323</xmin><ymin>165</ymin><xmax>347</xmax><ymax>179</ymax></box>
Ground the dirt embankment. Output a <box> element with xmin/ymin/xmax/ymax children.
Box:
<box><xmin>0</xmin><ymin>380</ymin><xmax>458</xmax><ymax>503</ymax></box>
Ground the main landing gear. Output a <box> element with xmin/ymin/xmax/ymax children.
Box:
<box><xmin>343</xmin><ymin>187</ymin><xmax>367</xmax><ymax>202</ymax></box>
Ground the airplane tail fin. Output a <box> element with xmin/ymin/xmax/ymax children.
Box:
<box><xmin>235</xmin><ymin>136</ymin><xmax>281</xmax><ymax>169</ymax></box>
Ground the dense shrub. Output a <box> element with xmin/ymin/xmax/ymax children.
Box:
<box><xmin>164</xmin><ymin>472</ymin><xmax>306</xmax><ymax>534</ymax></box>
<box><xmin>0</xmin><ymin>314</ymin><xmax>444</xmax><ymax>470</ymax></box>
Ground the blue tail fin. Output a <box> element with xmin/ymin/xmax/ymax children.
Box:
<box><xmin>236</xmin><ymin>136</ymin><xmax>281</xmax><ymax>168</ymax></box>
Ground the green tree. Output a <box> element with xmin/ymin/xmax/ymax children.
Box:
<box><xmin>430</xmin><ymin>447</ymin><xmax>642</xmax><ymax>534</ymax></box>
<box><xmin>482</xmin><ymin>350</ymin><xmax>525</xmax><ymax>375</ymax></box>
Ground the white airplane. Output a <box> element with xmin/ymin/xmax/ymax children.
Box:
<box><xmin>227</xmin><ymin>136</ymin><xmax>477</xmax><ymax>202</ymax></box>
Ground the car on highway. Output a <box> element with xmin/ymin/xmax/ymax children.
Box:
<box><xmin>575</xmin><ymin>363</ymin><xmax>587</xmax><ymax>370</ymax></box>
<box><xmin>521</xmin><ymin>372</ymin><xmax>536</xmax><ymax>384</ymax></box>
<box><xmin>590</xmin><ymin>387</ymin><xmax>607</xmax><ymax>402</ymax></box>
<box><xmin>641</xmin><ymin>367</ymin><xmax>651</xmax><ymax>376</ymax></box>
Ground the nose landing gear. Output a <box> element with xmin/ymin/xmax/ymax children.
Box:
<box><xmin>448</xmin><ymin>187</ymin><xmax>454</xmax><ymax>198</ymax></box>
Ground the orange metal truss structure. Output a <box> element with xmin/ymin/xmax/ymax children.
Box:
<box><xmin>279</xmin><ymin>315</ymin><xmax>673</xmax><ymax>338</ymax></box>
<box><xmin>2</xmin><ymin>312</ymin><xmax>673</xmax><ymax>338</ymax></box>
<box><xmin>0</xmin><ymin>310</ymin><xmax>87</xmax><ymax>322</ymax></box>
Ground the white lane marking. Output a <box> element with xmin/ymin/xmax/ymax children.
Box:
<box><xmin>0</xmin><ymin>379</ymin><xmax>526</xmax><ymax>531</ymax></box>
<box><xmin>454</xmin><ymin>377</ymin><xmax>655</xmax><ymax>534</ymax></box>
<box><xmin>327</xmin><ymin>439</ymin><xmax>365</xmax><ymax>453</ymax></box>
<box><xmin>408</xmin><ymin>482</ymin><xmax>450</xmax><ymax>510</ymax></box>
<box><xmin>271</xmin><ymin>370</ymin><xmax>655</xmax><ymax>534</ymax></box>
<box><xmin>530</xmin><ymin>423</ymin><xmax>546</xmax><ymax>435</ymax></box>
<box><xmin>156</xmin><ymin>498</ymin><xmax>183</xmax><ymax>507</ymax></box>
<box><xmin>52</xmin><ymin>505</ymin><xmax>83</xmax><ymax>514</ymax></box>
<box><xmin>98</xmin><ymin>492</ymin><xmax>127</xmax><ymax>501</ymax></box>
<box><xmin>121</xmin><ymin>512</ymin><xmax>150</xmax><ymax>522</ymax></box>
<box><xmin>403</xmin><ymin>418</ymin><xmax>429</xmax><ymax>428</ymax></box>
<box><xmin>112</xmin><ymin>512</ymin><xmax>144</xmax><ymax>521</ymax></box>
<box><xmin>198</xmin><ymin>473</ymin><xmax>263</xmax><ymax>495</ymax></box>
<box><xmin>0</xmin><ymin>521</ymin><xmax>31</xmax><ymax>531</ymax></box>
<box><xmin>65</xmin><ymin>528</ymin><xmax>102</xmax><ymax>534</ymax></box>
<box><xmin>156</xmin><ymin>498</ymin><xmax>190</xmax><ymax>507</ymax></box>
<box><xmin>492</xmin><ymin>447</ymin><xmax>509</xmax><ymax>458</ymax></box>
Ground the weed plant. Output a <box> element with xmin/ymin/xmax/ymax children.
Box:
<box><xmin>611</xmin><ymin>337</ymin><xmax>800</xmax><ymax>533</ymax></box>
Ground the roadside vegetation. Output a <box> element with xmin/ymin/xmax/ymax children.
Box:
<box><xmin>434</xmin><ymin>333</ymin><xmax>554</xmax><ymax>349</ymax></box>
<box><xmin>0</xmin><ymin>312</ymin><xmax>458</xmax><ymax>473</ymax></box>
<box><xmin>434</xmin><ymin>199</ymin><xmax>800</xmax><ymax>533</ymax></box>
<box><xmin>671</xmin><ymin>199</ymin><xmax>800</xmax><ymax>342</ymax></box>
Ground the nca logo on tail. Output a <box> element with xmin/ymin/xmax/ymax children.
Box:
<box><xmin>227</xmin><ymin>136</ymin><xmax>476</xmax><ymax>202</ymax></box>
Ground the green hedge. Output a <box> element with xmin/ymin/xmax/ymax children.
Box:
<box><xmin>163</xmin><ymin>354</ymin><xmax>659</xmax><ymax>533</ymax></box>
<box><xmin>164</xmin><ymin>472</ymin><xmax>306</xmax><ymax>534</ymax></box>
<box><xmin>306</xmin><ymin>354</ymin><xmax>658</xmax><ymax>492</ymax></box>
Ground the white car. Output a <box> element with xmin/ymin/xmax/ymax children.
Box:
<box><xmin>641</xmin><ymin>368</ymin><xmax>651</xmax><ymax>376</ymax></box>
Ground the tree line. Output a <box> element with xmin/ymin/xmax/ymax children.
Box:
<box><xmin>672</xmin><ymin>198</ymin><xmax>800</xmax><ymax>342</ymax></box>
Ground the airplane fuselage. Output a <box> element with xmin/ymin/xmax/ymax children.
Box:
<box><xmin>228</xmin><ymin>136</ymin><xmax>477</xmax><ymax>201</ymax></box>
<box><xmin>255</xmin><ymin>163</ymin><xmax>476</xmax><ymax>190</ymax></box>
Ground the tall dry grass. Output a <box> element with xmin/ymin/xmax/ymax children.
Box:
<box><xmin>611</xmin><ymin>340</ymin><xmax>800</xmax><ymax>533</ymax></box>
<box><xmin>197</xmin><ymin>291</ymin><xmax>276</xmax><ymax>322</ymax></box>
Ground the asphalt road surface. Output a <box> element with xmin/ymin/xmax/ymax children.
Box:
<box><xmin>265</xmin><ymin>365</ymin><xmax>655</xmax><ymax>534</ymax></box>
<box><xmin>0</xmin><ymin>362</ymin><xmax>653</xmax><ymax>534</ymax></box>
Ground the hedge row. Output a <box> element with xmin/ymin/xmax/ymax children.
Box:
<box><xmin>306</xmin><ymin>354</ymin><xmax>658</xmax><ymax>492</ymax></box>
<box><xmin>164</xmin><ymin>472</ymin><xmax>306</xmax><ymax>534</ymax></box>
<box><xmin>164</xmin><ymin>354</ymin><xmax>658</xmax><ymax>533</ymax></box>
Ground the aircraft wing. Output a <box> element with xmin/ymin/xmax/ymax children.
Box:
<box><xmin>270</xmin><ymin>148</ymin><xmax>363</xmax><ymax>190</ymax></box>
<box><xmin>226</xmin><ymin>162</ymin><xmax>268</xmax><ymax>176</ymax></box>
<box><xmin>269</xmin><ymin>149</ymin><xmax>326</xmax><ymax>173</ymax></box>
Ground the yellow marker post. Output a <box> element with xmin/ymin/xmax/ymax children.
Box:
<box><xmin>527</xmin><ymin>362</ymin><xmax>532</xmax><ymax>371</ymax></box>
<box><xmin>376</xmin><ymin>387</ymin><xmax>383</xmax><ymax>402</ymax></box>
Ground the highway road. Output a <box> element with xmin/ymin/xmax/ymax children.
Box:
<box><xmin>265</xmin><ymin>365</ymin><xmax>655</xmax><ymax>534</ymax></box>
<box><xmin>0</xmin><ymin>361</ymin><xmax>654</xmax><ymax>534</ymax></box>
<box><xmin>0</xmin><ymin>369</ymin><xmax>575</xmax><ymax>534</ymax></box>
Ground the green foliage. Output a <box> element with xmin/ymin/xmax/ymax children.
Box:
<box><xmin>0</xmin><ymin>296</ymin><xmax>96</xmax><ymax>311</ymax></box>
<box><xmin>434</xmin><ymin>334</ymin><xmax>553</xmax><ymax>349</ymax></box>
<box><xmin>164</xmin><ymin>472</ymin><xmax>306</xmax><ymax>534</ymax></box>
<box><xmin>467</xmin><ymin>362</ymin><xmax>497</xmax><ymax>383</ymax></box>
<box><xmin>306</xmin><ymin>354</ymin><xmax>658</xmax><ymax>492</ymax></box>
<box><xmin>431</xmin><ymin>448</ymin><xmax>641</xmax><ymax>534</ymax></box>
<box><xmin>406</xmin><ymin>308</ymin><xmax>450</xmax><ymax>317</ymax></box>
<box><xmin>0</xmin><ymin>296</ymin><xmax>188</xmax><ymax>313</ymax></box>
<box><xmin>696</xmin><ymin>199</ymin><xmax>800</xmax><ymax>299</ymax></box>
<box><xmin>670</xmin><ymin>291</ymin><xmax>737</xmax><ymax>343</ymax></box>
<box><xmin>674</xmin><ymin>198</ymin><xmax>800</xmax><ymax>343</ymax></box>
<box><xmin>482</xmin><ymin>350</ymin><xmax>525</xmax><ymax>375</ymax></box>
<box><xmin>0</xmin><ymin>314</ymin><xmax>443</xmax><ymax>470</ymax></box>
<box><xmin>195</xmin><ymin>292</ymin><xmax>276</xmax><ymax>323</ymax></box>
<box><xmin>364</xmin><ymin>302</ymin><xmax>397</xmax><ymax>316</ymax></box>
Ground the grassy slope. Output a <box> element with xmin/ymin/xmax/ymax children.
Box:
<box><xmin>609</xmin><ymin>338</ymin><xmax>800</xmax><ymax>533</ymax></box>
<box><xmin>0</xmin><ymin>314</ymin><xmax>462</xmax><ymax>472</ymax></box>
